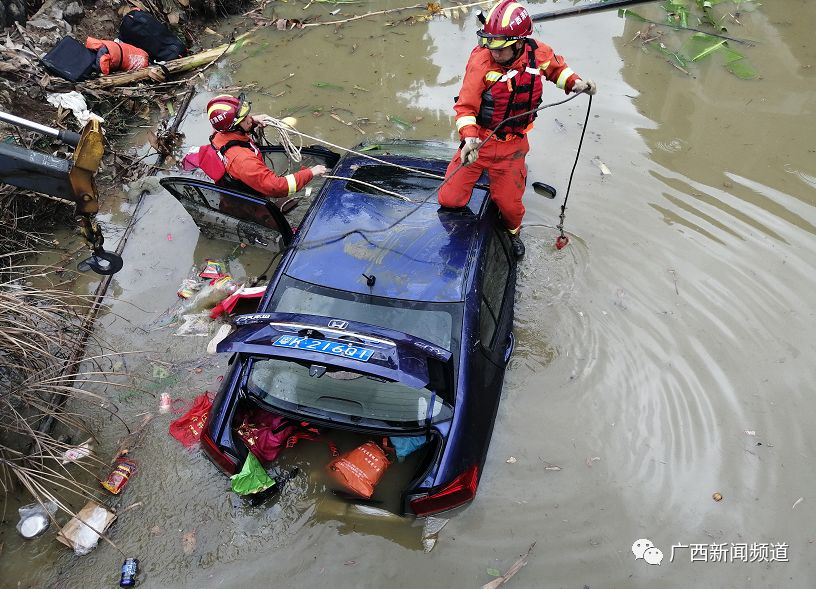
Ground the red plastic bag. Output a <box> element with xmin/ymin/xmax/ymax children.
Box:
<box><xmin>169</xmin><ymin>392</ymin><xmax>213</xmax><ymax>447</ymax></box>
<box><xmin>327</xmin><ymin>441</ymin><xmax>391</xmax><ymax>499</ymax></box>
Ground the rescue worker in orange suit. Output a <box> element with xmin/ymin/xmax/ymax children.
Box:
<box><xmin>206</xmin><ymin>94</ymin><xmax>327</xmax><ymax>197</ymax></box>
<box><xmin>438</xmin><ymin>0</ymin><xmax>597</xmax><ymax>259</ymax></box>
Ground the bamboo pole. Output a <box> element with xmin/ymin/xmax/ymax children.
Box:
<box><xmin>83</xmin><ymin>31</ymin><xmax>253</xmax><ymax>90</ymax></box>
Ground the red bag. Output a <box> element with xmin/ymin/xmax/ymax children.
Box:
<box><xmin>328</xmin><ymin>441</ymin><xmax>391</xmax><ymax>499</ymax></box>
<box><xmin>237</xmin><ymin>412</ymin><xmax>298</xmax><ymax>462</ymax></box>
<box><xmin>237</xmin><ymin>409</ymin><xmax>339</xmax><ymax>462</ymax></box>
<box><xmin>169</xmin><ymin>392</ymin><xmax>213</xmax><ymax>447</ymax></box>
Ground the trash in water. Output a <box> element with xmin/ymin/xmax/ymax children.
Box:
<box><xmin>176</xmin><ymin>278</ymin><xmax>201</xmax><ymax>299</ymax></box>
<box><xmin>174</xmin><ymin>312</ymin><xmax>214</xmax><ymax>337</ymax></box>
<box><xmin>101</xmin><ymin>457</ymin><xmax>138</xmax><ymax>495</ymax></box>
<box><xmin>591</xmin><ymin>156</ymin><xmax>612</xmax><ymax>176</ymax></box>
<box><xmin>744</xmin><ymin>430</ymin><xmax>756</xmax><ymax>436</ymax></box>
<box><xmin>181</xmin><ymin>530</ymin><xmax>196</xmax><ymax>555</ymax></box>
<box><xmin>231</xmin><ymin>452</ymin><xmax>275</xmax><ymax>496</ymax></box>
<box><xmin>792</xmin><ymin>497</ymin><xmax>804</xmax><ymax>510</ymax></box>
<box><xmin>62</xmin><ymin>438</ymin><xmax>94</xmax><ymax>464</ymax></box>
<box><xmin>16</xmin><ymin>500</ymin><xmax>58</xmax><ymax>539</ymax></box>
<box><xmin>57</xmin><ymin>501</ymin><xmax>116</xmax><ymax>556</ymax></box>
<box><xmin>422</xmin><ymin>516</ymin><xmax>449</xmax><ymax>553</ymax></box>
<box><xmin>159</xmin><ymin>393</ymin><xmax>172</xmax><ymax>414</ymax></box>
<box><xmin>585</xmin><ymin>456</ymin><xmax>601</xmax><ymax>467</ymax></box>
<box><xmin>119</xmin><ymin>557</ymin><xmax>139</xmax><ymax>587</ymax></box>
<box><xmin>207</xmin><ymin>324</ymin><xmax>233</xmax><ymax>354</ymax></box>
<box><xmin>481</xmin><ymin>542</ymin><xmax>536</xmax><ymax>589</ymax></box>
<box><xmin>506</xmin><ymin>456</ymin><xmax>517</xmax><ymax>464</ymax></box>
<box><xmin>198</xmin><ymin>259</ymin><xmax>225</xmax><ymax>279</ymax></box>
<box><xmin>712</xmin><ymin>492</ymin><xmax>723</xmax><ymax>502</ymax></box>
<box><xmin>209</xmin><ymin>285</ymin><xmax>266</xmax><ymax>319</ymax></box>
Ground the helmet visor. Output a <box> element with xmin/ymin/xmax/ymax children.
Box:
<box><xmin>232</xmin><ymin>92</ymin><xmax>252</xmax><ymax>128</ymax></box>
<box><xmin>477</xmin><ymin>29</ymin><xmax>523</xmax><ymax>50</ymax></box>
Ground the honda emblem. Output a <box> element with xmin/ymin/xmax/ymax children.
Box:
<box><xmin>328</xmin><ymin>319</ymin><xmax>348</xmax><ymax>329</ymax></box>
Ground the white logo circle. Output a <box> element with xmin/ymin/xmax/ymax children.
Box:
<box><xmin>644</xmin><ymin>547</ymin><xmax>664</xmax><ymax>565</ymax></box>
<box><xmin>632</xmin><ymin>538</ymin><xmax>654</xmax><ymax>560</ymax></box>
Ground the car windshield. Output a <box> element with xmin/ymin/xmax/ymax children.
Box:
<box><xmin>247</xmin><ymin>358</ymin><xmax>449</xmax><ymax>425</ymax></box>
<box><xmin>269</xmin><ymin>274</ymin><xmax>457</xmax><ymax>350</ymax></box>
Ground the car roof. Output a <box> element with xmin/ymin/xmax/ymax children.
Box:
<box><xmin>285</xmin><ymin>146</ymin><xmax>492</xmax><ymax>303</ymax></box>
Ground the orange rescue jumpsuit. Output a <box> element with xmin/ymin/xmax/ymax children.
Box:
<box><xmin>438</xmin><ymin>41</ymin><xmax>582</xmax><ymax>232</ymax></box>
<box><xmin>211</xmin><ymin>131</ymin><xmax>313</xmax><ymax>198</ymax></box>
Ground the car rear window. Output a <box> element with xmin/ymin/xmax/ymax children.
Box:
<box><xmin>271</xmin><ymin>276</ymin><xmax>455</xmax><ymax>350</ymax></box>
<box><xmin>248</xmin><ymin>358</ymin><xmax>449</xmax><ymax>425</ymax></box>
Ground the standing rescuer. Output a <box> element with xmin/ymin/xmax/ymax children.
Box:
<box><xmin>206</xmin><ymin>94</ymin><xmax>327</xmax><ymax>197</ymax></box>
<box><xmin>438</xmin><ymin>0</ymin><xmax>597</xmax><ymax>259</ymax></box>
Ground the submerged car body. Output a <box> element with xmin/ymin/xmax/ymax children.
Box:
<box><xmin>162</xmin><ymin>141</ymin><xmax>518</xmax><ymax>516</ymax></box>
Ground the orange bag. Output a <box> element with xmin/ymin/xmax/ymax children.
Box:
<box><xmin>327</xmin><ymin>441</ymin><xmax>391</xmax><ymax>499</ymax></box>
<box><xmin>85</xmin><ymin>37</ymin><xmax>148</xmax><ymax>75</ymax></box>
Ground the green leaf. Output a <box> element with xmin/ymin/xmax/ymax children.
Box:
<box><xmin>683</xmin><ymin>33</ymin><xmax>727</xmax><ymax>61</ymax></box>
<box><xmin>313</xmin><ymin>82</ymin><xmax>345</xmax><ymax>90</ymax></box>
<box><xmin>650</xmin><ymin>41</ymin><xmax>690</xmax><ymax>69</ymax></box>
<box><xmin>725</xmin><ymin>58</ymin><xmax>758</xmax><ymax>79</ymax></box>
<box><xmin>359</xmin><ymin>144</ymin><xmax>381</xmax><ymax>152</ymax></box>
<box><xmin>387</xmin><ymin>115</ymin><xmax>412</xmax><ymax>129</ymax></box>
<box><xmin>487</xmin><ymin>568</ymin><xmax>502</xmax><ymax>577</ymax></box>
<box><xmin>618</xmin><ymin>8</ymin><xmax>649</xmax><ymax>22</ymax></box>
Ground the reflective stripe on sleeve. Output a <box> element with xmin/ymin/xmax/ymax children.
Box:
<box><xmin>456</xmin><ymin>116</ymin><xmax>477</xmax><ymax>131</ymax></box>
<box><xmin>538</xmin><ymin>61</ymin><xmax>551</xmax><ymax>71</ymax></box>
<box><xmin>556</xmin><ymin>68</ymin><xmax>575</xmax><ymax>90</ymax></box>
<box><xmin>285</xmin><ymin>174</ymin><xmax>297</xmax><ymax>193</ymax></box>
<box><xmin>485</xmin><ymin>71</ymin><xmax>502</xmax><ymax>82</ymax></box>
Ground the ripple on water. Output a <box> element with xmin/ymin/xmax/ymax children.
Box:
<box><xmin>655</xmin><ymin>138</ymin><xmax>687</xmax><ymax>153</ymax></box>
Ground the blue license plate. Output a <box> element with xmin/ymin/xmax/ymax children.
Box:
<box><xmin>271</xmin><ymin>335</ymin><xmax>374</xmax><ymax>362</ymax></box>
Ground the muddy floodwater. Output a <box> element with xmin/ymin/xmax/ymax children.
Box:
<box><xmin>2</xmin><ymin>1</ymin><xmax>815</xmax><ymax>587</ymax></box>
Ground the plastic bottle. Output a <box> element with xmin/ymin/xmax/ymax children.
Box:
<box><xmin>119</xmin><ymin>558</ymin><xmax>139</xmax><ymax>587</ymax></box>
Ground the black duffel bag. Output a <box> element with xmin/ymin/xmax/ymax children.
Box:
<box><xmin>119</xmin><ymin>9</ymin><xmax>185</xmax><ymax>62</ymax></box>
<box><xmin>41</xmin><ymin>36</ymin><xmax>98</xmax><ymax>82</ymax></box>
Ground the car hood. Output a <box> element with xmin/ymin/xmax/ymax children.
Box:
<box><xmin>217</xmin><ymin>312</ymin><xmax>452</xmax><ymax>389</ymax></box>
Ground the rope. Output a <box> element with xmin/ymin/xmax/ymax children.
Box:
<box><xmin>556</xmin><ymin>93</ymin><xmax>593</xmax><ymax>249</ymax></box>
<box><xmin>287</xmin><ymin>91</ymin><xmax>590</xmax><ymax>254</ymax></box>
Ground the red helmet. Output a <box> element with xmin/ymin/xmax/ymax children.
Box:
<box><xmin>206</xmin><ymin>93</ymin><xmax>251</xmax><ymax>132</ymax></box>
<box><xmin>477</xmin><ymin>1</ymin><xmax>532</xmax><ymax>49</ymax></box>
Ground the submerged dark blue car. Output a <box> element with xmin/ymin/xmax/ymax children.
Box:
<box><xmin>161</xmin><ymin>141</ymin><xmax>517</xmax><ymax>516</ymax></box>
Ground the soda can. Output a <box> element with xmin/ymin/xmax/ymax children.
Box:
<box><xmin>119</xmin><ymin>558</ymin><xmax>139</xmax><ymax>587</ymax></box>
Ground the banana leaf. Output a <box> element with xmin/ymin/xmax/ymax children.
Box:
<box><xmin>721</xmin><ymin>47</ymin><xmax>758</xmax><ymax>79</ymax></box>
<box><xmin>685</xmin><ymin>34</ymin><xmax>727</xmax><ymax>61</ymax></box>
<box><xmin>650</xmin><ymin>42</ymin><xmax>691</xmax><ymax>70</ymax></box>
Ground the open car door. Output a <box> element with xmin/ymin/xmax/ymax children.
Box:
<box><xmin>161</xmin><ymin>144</ymin><xmax>340</xmax><ymax>251</ymax></box>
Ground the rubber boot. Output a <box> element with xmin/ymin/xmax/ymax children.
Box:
<box><xmin>509</xmin><ymin>231</ymin><xmax>525</xmax><ymax>259</ymax></box>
